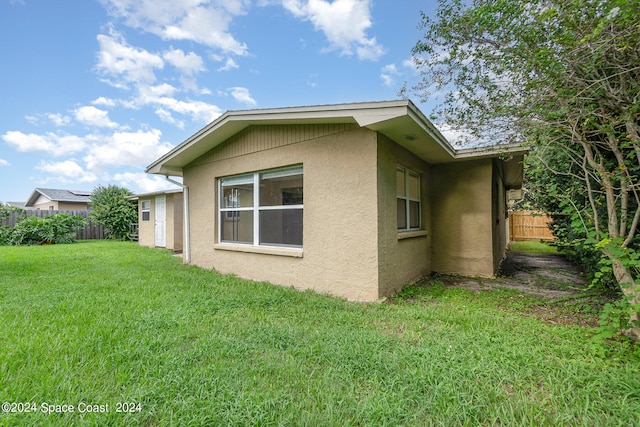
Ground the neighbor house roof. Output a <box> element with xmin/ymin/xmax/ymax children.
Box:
<box><xmin>5</xmin><ymin>201</ymin><xmax>28</xmax><ymax>209</ymax></box>
<box><xmin>147</xmin><ymin>100</ymin><xmax>528</xmax><ymax>187</ymax></box>
<box><xmin>25</xmin><ymin>188</ymin><xmax>92</xmax><ymax>207</ymax></box>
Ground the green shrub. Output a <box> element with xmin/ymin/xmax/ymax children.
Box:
<box><xmin>0</xmin><ymin>214</ymin><xmax>87</xmax><ymax>246</ymax></box>
<box><xmin>0</xmin><ymin>225</ymin><xmax>11</xmax><ymax>243</ymax></box>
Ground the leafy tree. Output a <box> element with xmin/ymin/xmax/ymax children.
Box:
<box><xmin>406</xmin><ymin>0</ymin><xmax>640</xmax><ymax>339</ymax></box>
<box><xmin>90</xmin><ymin>185</ymin><xmax>138</xmax><ymax>240</ymax></box>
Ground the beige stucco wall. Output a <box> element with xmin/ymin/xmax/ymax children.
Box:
<box><xmin>164</xmin><ymin>195</ymin><xmax>173</xmax><ymax>250</ymax></box>
<box><xmin>31</xmin><ymin>201</ymin><xmax>89</xmax><ymax>211</ymax></box>
<box><xmin>137</xmin><ymin>193</ymin><xmax>183</xmax><ymax>251</ymax></box>
<box><xmin>172</xmin><ymin>193</ymin><xmax>184</xmax><ymax>252</ymax></box>
<box><xmin>184</xmin><ymin>124</ymin><xmax>381</xmax><ymax>301</ymax></box>
<box><xmin>376</xmin><ymin>135</ymin><xmax>432</xmax><ymax>296</ymax></box>
<box><xmin>138</xmin><ymin>197</ymin><xmax>154</xmax><ymax>248</ymax></box>
<box><xmin>430</xmin><ymin>159</ymin><xmax>495</xmax><ymax>277</ymax></box>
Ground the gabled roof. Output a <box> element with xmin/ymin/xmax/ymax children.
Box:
<box><xmin>146</xmin><ymin>100</ymin><xmax>528</xmax><ymax>186</ymax></box>
<box><xmin>25</xmin><ymin>188</ymin><xmax>92</xmax><ymax>207</ymax></box>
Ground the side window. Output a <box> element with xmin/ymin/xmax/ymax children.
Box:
<box><xmin>141</xmin><ymin>200</ymin><xmax>151</xmax><ymax>221</ymax></box>
<box><xmin>397</xmin><ymin>166</ymin><xmax>421</xmax><ymax>231</ymax></box>
<box><xmin>219</xmin><ymin>165</ymin><xmax>303</xmax><ymax>247</ymax></box>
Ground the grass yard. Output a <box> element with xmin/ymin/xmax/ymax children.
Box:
<box><xmin>0</xmin><ymin>241</ymin><xmax>638</xmax><ymax>426</ymax></box>
<box><xmin>508</xmin><ymin>240</ymin><xmax>559</xmax><ymax>255</ymax></box>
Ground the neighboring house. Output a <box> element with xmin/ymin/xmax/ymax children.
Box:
<box><xmin>129</xmin><ymin>189</ymin><xmax>184</xmax><ymax>252</ymax></box>
<box><xmin>25</xmin><ymin>188</ymin><xmax>91</xmax><ymax>211</ymax></box>
<box><xmin>5</xmin><ymin>202</ymin><xmax>29</xmax><ymax>210</ymax></box>
<box><xmin>146</xmin><ymin>100</ymin><xmax>528</xmax><ymax>301</ymax></box>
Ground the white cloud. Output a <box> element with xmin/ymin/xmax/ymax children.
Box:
<box><xmin>402</xmin><ymin>58</ymin><xmax>416</xmax><ymax>70</ymax></box>
<box><xmin>227</xmin><ymin>87</ymin><xmax>257</xmax><ymax>106</ymax></box>
<box><xmin>3</xmin><ymin>131</ymin><xmax>53</xmax><ymax>152</ymax></box>
<box><xmin>0</xmin><ymin>158</ymin><xmax>10</xmax><ymax>167</ymax></box>
<box><xmin>137</xmin><ymin>83</ymin><xmax>179</xmax><ymax>99</ymax></box>
<box><xmin>25</xmin><ymin>115</ymin><xmax>39</xmax><ymax>125</ymax></box>
<box><xmin>163</xmin><ymin>49</ymin><xmax>205</xmax><ymax>75</ymax></box>
<box><xmin>356</xmin><ymin>36</ymin><xmax>385</xmax><ymax>61</ymax></box>
<box><xmin>92</xmin><ymin>97</ymin><xmax>117</xmax><ymax>107</ymax></box>
<box><xmin>123</xmin><ymin>83</ymin><xmax>222</xmax><ymax>124</ymax></box>
<box><xmin>100</xmin><ymin>0</ymin><xmax>249</xmax><ymax>55</ymax></box>
<box><xmin>282</xmin><ymin>0</ymin><xmax>385</xmax><ymax>60</ymax></box>
<box><xmin>36</xmin><ymin>160</ymin><xmax>98</xmax><ymax>183</ymax></box>
<box><xmin>47</xmin><ymin>113</ymin><xmax>72</xmax><ymax>126</ymax></box>
<box><xmin>2</xmin><ymin>131</ymin><xmax>85</xmax><ymax>156</ymax></box>
<box><xmin>84</xmin><ymin>129</ymin><xmax>173</xmax><ymax>170</ymax></box>
<box><xmin>74</xmin><ymin>106</ymin><xmax>119</xmax><ymax>128</ymax></box>
<box><xmin>113</xmin><ymin>172</ymin><xmax>182</xmax><ymax>193</ymax></box>
<box><xmin>155</xmin><ymin>109</ymin><xmax>184</xmax><ymax>128</ymax></box>
<box><xmin>96</xmin><ymin>31</ymin><xmax>164</xmax><ymax>86</ymax></box>
<box><xmin>151</xmin><ymin>97</ymin><xmax>223</xmax><ymax>124</ymax></box>
<box><xmin>217</xmin><ymin>57</ymin><xmax>239</xmax><ymax>71</ymax></box>
<box><xmin>24</xmin><ymin>113</ymin><xmax>70</xmax><ymax>127</ymax></box>
<box><xmin>380</xmin><ymin>63</ymin><xmax>399</xmax><ymax>87</ymax></box>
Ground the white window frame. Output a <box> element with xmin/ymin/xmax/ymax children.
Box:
<box><xmin>397</xmin><ymin>166</ymin><xmax>421</xmax><ymax>231</ymax></box>
<box><xmin>141</xmin><ymin>200</ymin><xmax>151</xmax><ymax>222</ymax></box>
<box><xmin>218</xmin><ymin>165</ymin><xmax>303</xmax><ymax>248</ymax></box>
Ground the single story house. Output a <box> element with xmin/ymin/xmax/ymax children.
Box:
<box><xmin>25</xmin><ymin>188</ymin><xmax>91</xmax><ymax>211</ymax></box>
<box><xmin>146</xmin><ymin>100</ymin><xmax>527</xmax><ymax>301</ymax></box>
<box><xmin>4</xmin><ymin>202</ymin><xmax>28</xmax><ymax>210</ymax></box>
<box><xmin>128</xmin><ymin>189</ymin><xmax>184</xmax><ymax>251</ymax></box>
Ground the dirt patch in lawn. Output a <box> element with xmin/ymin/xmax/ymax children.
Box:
<box><xmin>434</xmin><ymin>250</ymin><xmax>619</xmax><ymax>327</ymax></box>
<box><xmin>480</xmin><ymin>251</ymin><xmax>586</xmax><ymax>299</ymax></box>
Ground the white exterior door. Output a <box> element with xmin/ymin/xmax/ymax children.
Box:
<box><xmin>155</xmin><ymin>195</ymin><xmax>166</xmax><ymax>247</ymax></box>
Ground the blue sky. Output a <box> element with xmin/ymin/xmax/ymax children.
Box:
<box><xmin>0</xmin><ymin>0</ymin><xmax>440</xmax><ymax>203</ymax></box>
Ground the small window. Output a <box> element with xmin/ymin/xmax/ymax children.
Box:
<box><xmin>141</xmin><ymin>200</ymin><xmax>150</xmax><ymax>221</ymax></box>
<box><xmin>397</xmin><ymin>166</ymin><xmax>421</xmax><ymax>231</ymax></box>
<box><xmin>219</xmin><ymin>165</ymin><xmax>303</xmax><ymax>247</ymax></box>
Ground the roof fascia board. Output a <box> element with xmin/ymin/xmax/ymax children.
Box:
<box><xmin>129</xmin><ymin>188</ymin><xmax>183</xmax><ymax>199</ymax></box>
<box><xmin>146</xmin><ymin>101</ymin><xmax>406</xmax><ymax>175</ymax></box>
<box><xmin>145</xmin><ymin>111</ymin><xmax>234</xmax><ymax>175</ymax></box>
<box><xmin>145</xmin><ymin>100</ymin><xmax>530</xmax><ymax>176</ymax></box>
<box><xmin>454</xmin><ymin>143</ymin><xmax>530</xmax><ymax>160</ymax></box>
<box><xmin>25</xmin><ymin>189</ymin><xmax>46</xmax><ymax>207</ymax></box>
<box><xmin>405</xmin><ymin>103</ymin><xmax>457</xmax><ymax>159</ymax></box>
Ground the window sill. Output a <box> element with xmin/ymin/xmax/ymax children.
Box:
<box><xmin>397</xmin><ymin>230</ymin><xmax>428</xmax><ymax>240</ymax></box>
<box><xmin>213</xmin><ymin>243</ymin><xmax>303</xmax><ymax>258</ymax></box>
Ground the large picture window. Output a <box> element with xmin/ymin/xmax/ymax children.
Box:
<box><xmin>397</xmin><ymin>166</ymin><xmax>421</xmax><ymax>231</ymax></box>
<box><xmin>219</xmin><ymin>165</ymin><xmax>303</xmax><ymax>247</ymax></box>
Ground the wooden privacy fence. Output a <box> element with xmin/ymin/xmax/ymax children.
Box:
<box><xmin>509</xmin><ymin>210</ymin><xmax>555</xmax><ymax>241</ymax></box>
<box><xmin>1</xmin><ymin>210</ymin><xmax>105</xmax><ymax>240</ymax></box>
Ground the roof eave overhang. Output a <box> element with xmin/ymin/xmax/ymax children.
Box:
<box><xmin>146</xmin><ymin>100</ymin><xmax>529</xmax><ymax>180</ymax></box>
<box><xmin>25</xmin><ymin>189</ymin><xmax>45</xmax><ymax>207</ymax></box>
<box><xmin>146</xmin><ymin>100</ymin><xmax>456</xmax><ymax>176</ymax></box>
<box><xmin>127</xmin><ymin>188</ymin><xmax>184</xmax><ymax>200</ymax></box>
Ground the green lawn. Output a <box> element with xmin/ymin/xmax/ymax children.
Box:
<box><xmin>0</xmin><ymin>241</ymin><xmax>638</xmax><ymax>426</ymax></box>
<box><xmin>508</xmin><ymin>240</ymin><xmax>559</xmax><ymax>255</ymax></box>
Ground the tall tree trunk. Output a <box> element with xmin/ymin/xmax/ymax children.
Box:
<box><xmin>609</xmin><ymin>255</ymin><xmax>640</xmax><ymax>341</ymax></box>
